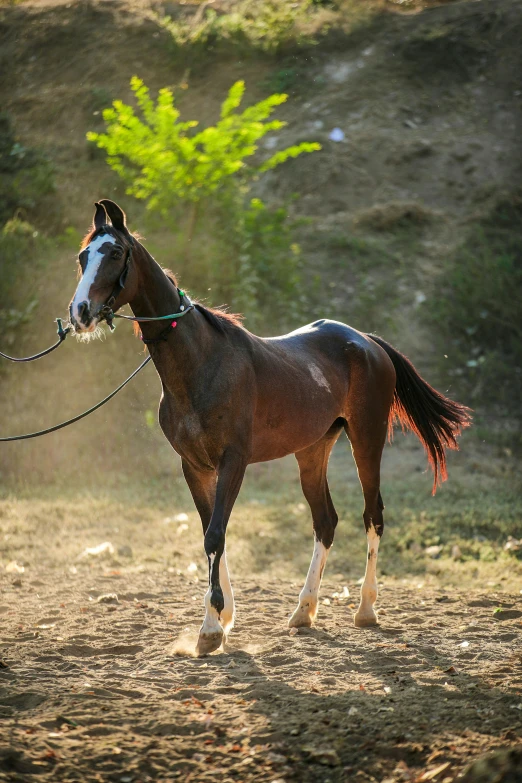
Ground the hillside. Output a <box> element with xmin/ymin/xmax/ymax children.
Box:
<box><xmin>0</xmin><ymin>0</ymin><xmax>521</xmax><ymax>483</ymax></box>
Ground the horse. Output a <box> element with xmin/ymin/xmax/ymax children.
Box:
<box><xmin>69</xmin><ymin>199</ymin><xmax>471</xmax><ymax>656</ymax></box>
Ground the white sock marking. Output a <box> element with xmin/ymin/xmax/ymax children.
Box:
<box><xmin>200</xmin><ymin>553</ymin><xmax>222</xmax><ymax>636</ymax></box>
<box><xmin>358</xmin><ymin>523</ymin><xmax>380</xmax><ymax>619</ymax></box>
<box><xmin>219</xmin><ymin>548</ymin><xmax>235</xmax><ymax>634</ymax></box>
<box><xmin>289</xmin><ymin>539</ymin><xmax>329</xmax><ymax>626</ymax></box>
<box><xmin>200</xmin><ymin>550</ymin><xmax>235</xmax><ymax>637</ymax></box>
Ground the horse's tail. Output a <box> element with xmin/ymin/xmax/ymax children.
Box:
<box><xmin>367</xmin><ymin>334</ymin><xmax>472</xmax><ymax>493</ymax></box>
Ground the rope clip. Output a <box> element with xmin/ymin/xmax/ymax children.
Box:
<box><xmin>55</xmin><ymin>318</ymin><xmax>71</xmax><ymax>342</ymax></box>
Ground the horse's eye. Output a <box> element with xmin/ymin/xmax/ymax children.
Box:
<box><xmin>111</xmin><ymin>248</ymin><xmax>123</xmax><ymax>259</ymax></box>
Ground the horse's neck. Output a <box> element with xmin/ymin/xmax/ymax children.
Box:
<box><xmin>128</xmin><ymin>244</ymin><xmax>214</xmax><ymax>398</ymax></box>
<box><xmin>129</xmin><ymin>245</ymin><xmax>181</xmax><ymax>324</ymax></box>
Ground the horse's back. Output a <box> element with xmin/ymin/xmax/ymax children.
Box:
<box><xmin>263</xmin><ymin>318</ymin><xmax>389</xmax><ymax>369</ymax></box>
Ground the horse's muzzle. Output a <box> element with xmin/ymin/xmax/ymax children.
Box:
<box><xmin>70</xmin><ymin>300</ymin><xmax>98</xmax><ymax>332</ymax></box>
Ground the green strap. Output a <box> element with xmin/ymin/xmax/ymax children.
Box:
<box><xmin>113</xmin><ymin>304</ymin><xmax>194</xmax><ymax>323</ymax></box>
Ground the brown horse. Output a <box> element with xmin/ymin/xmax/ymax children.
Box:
<box><xmin>69</xmin><ymin>200</ymin><xmax>471</xmax><ymax>655</ymax></box>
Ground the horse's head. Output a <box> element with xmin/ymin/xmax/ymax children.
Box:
<box><xmin>69</xmin><ymin>200</ymin><xmax>135</xmax><ymax>335</ymax></box>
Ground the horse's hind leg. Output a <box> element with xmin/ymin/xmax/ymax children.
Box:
<box><xmin>289</xmin><ymin>421</ymin><xmax>344</xmax><ymax>628</ymax></box>
<box><xmin>346</xmin><ymin>415</ymin><xmax>388</xmax><ymax>629</ymax></box>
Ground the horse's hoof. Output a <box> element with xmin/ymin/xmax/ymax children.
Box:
<box><xmin>196</xmin><ymin>630</ymin><xmax>223</xmax><ymax>656</ymax></box>
<box><xmin>354</xmin><ymin>611</ymin><xmax>378</xmax><ymax>628</ymax></box>
<box><xmin>288</xmin><ymin>616</ymin><xmax>312</xmax><ymax>628</ymax></box>
<box><xmin>288</xmin><ymin>608</ymin><xmax>314</xmax><ymax>628</ymax></box>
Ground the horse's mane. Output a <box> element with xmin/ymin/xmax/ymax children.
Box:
<box><xmin>162</xmin><ymin>269</ymin><xmax>244</xmax><ymax>335</ymax></box>
<box><xmin>80</xmin><ymin>227</ymin><xmax>243</xmax><ymax>336</ymax></box>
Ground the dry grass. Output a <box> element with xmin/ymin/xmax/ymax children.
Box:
<box><xmin>2</xmin><ymin>433</ymin><xmax>520</xmax><ymax>593</ymax></box>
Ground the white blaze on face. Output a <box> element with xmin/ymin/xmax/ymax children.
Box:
<box><xmin>71</xmin><ymin>233</ymin><xmax>115</xmax><ymax>326</ymax></box>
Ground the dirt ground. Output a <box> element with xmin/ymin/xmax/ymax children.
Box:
<box><xmin>1</xmin><ymin>563</ymin><xmax>522</xmax><ymax>782</ymax></box>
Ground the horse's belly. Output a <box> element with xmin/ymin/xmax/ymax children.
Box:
<box><xmin>249</xmin><ymin>391</ymin><xmax>342</xmax><ymax>463</ymax></box>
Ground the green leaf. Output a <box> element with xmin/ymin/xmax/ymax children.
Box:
<box><xmin>220</xmin><ymin>80</ymin><xmax>245</xmax><ymax>118</ymax></box>
<box><xmin>259</xmin><ymin>142</ymin><xmax>321</xmax><ymax>172</ymax></box>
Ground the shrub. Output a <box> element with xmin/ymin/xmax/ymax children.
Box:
<box><xmin>232</xmin><ymin>198</ymin><xmax>303</xmax><ymax>330</ymax></box>
<box><xmin>424</xmin><ymin>192</ymin><xmax>522</xmax><ymax>433</ymax></box>
<box><xmin>0</xmin><ymin>219</ymin><xmax>52</xmax><ymax>338</ymax></box>
<box><xmin>158</xmin><ymin>0</ymin><xmax>325</xmax><ymax>56</ymax></box>
<box><xmin>87</xmin><ymin>78</ymin><xmax>320</xmax><ymax>325</ymax></box>
<box><xmin>87</xmin><ymin>78</ymin><xmax>319</xmax><ymax>212</ymax></box>
<box><xmin>0</xmin><ymin>113</ymin><xmax>54</xmax><ymax>225</ymax></box>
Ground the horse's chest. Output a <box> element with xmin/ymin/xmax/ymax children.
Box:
<box><xmin>159</xmin><ymin>398</ymin><xmax>222</xmax><ymax>466</ymax></box>
<box><xmin>175</xmin><ymin>412</ymin><xmax>205</xmax><ymax>443</ymax></box>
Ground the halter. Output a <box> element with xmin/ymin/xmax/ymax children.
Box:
<box><xmin>0</xmin><ymin>235</ymin><xmax>195</xmax><ymax>441</ymax></box>
<box><xmin>97</xmin><ymin>237</ymin><xmax>195</xmax><ymax>334</ymax></box>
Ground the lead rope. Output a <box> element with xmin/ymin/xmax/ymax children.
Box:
<box><xmin>0</xmin><ymin>355</ymin><xmax>152</xmax><ymax>442</ymax></box>
<box><xmin>0</xmin><ymin>319</ymin><xmax>70</xmax><ymax>362</ymax></box>
<box><xmin>0</xmin><ymin>287</ymin><xmax>192</xmax><ymax>441</ymax></box>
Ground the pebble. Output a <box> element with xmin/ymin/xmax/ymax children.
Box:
<box><xmin>97</xmin><ymin>593</ymin><xmax>119</xmax><ymax>604</ymax></box>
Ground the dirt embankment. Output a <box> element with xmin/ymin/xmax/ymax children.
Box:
<box><xmin>1</xmin><ymin>0</ymin><xmax>521</xmax><ymax>228</ymax></box>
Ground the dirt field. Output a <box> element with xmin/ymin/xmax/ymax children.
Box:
<box><xmin>1</xmin><ymin>569</ymin><xmax>522</xmax><ymax>782</ymax></box>
<box><xmin>1</xmin><ymin>439</ymin><xmax>522</xmax><ymax>783</ymax></box>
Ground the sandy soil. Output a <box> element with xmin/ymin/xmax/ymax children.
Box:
<box><xmin>1</xmin><ymin>565</ymin><xmax>521</xmax><ymax>783</ymax></box>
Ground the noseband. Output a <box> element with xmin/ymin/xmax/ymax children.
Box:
<box><xmin>98</xmin><ymin>237</ymin><xmax>135</xmax><ymax>330</ymax></box>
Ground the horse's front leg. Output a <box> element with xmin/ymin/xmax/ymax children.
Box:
<box><xmin>196</xmin><ymin>450</ymin><xmax>247</xmax><ymax>656</ymax></box>
<box><xmin>181</xmin><ymin>461</ymin><xmax>236</xmax><ymax>643</ymax></box>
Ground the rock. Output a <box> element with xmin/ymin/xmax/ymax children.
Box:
<box><xmin>306</xmin><ymin>748</ymin><xmax>341</xmax><ymax>766</ymax></box>
<box><xmin>5</xmin><ymin>561</ymin><xmax>24</xmax><ymax>574</ymax></box>
<box><xmin>329</xmin><ymin>127</ymin><xmax>345</xmax><ymax>142</ymax></box>
<box><xmin>79</xmin><ymin>542</ymin><xmax>114</xmax><ymax>559</ymax></box>
<box><xmin>263</xmin><ymin>136</ymin><xmax>278</xmax><ymax>150</ymax></box>
<box><xmin>493</xmin><ymin>609</ymin><xmax>522</xmax><ymax>621</ymax></box>
<box><xmin>163</xmin><ymin>512</ymin><xmax>189</xmax><ymax>525</ymax></box>
<box><xmin>117</xmin><ymin>545</ymin><xmax>133</xmax><ymax>558</ymax></box>
<box><xmin>461</xmin><ymin>746</ymin><xmax>522</xmax><ymax>783</ymax></box>
<box><xmin>504</xmin><ymin>536</ymin><xmax>522</xmax><ymax>553</ymax></box>
<box><xmin>425</xmin><ymin>545</ymin><xmax>443</xmax><ymax>558</ymax></box>
<box><xmin>97</xmin><ymin>593</ymin><xmax>119</xmax><ymax>604</ymax></box>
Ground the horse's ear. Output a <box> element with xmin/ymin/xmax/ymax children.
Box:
<box><xmin>98</xmin><ymin>199</ymin><xmax>129</xmax><ymax>234</ymax></box>
<box><xmin>93</xmin><ymin>202</ymin><xmax>107</xmax><ymax>230</ymax></box>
